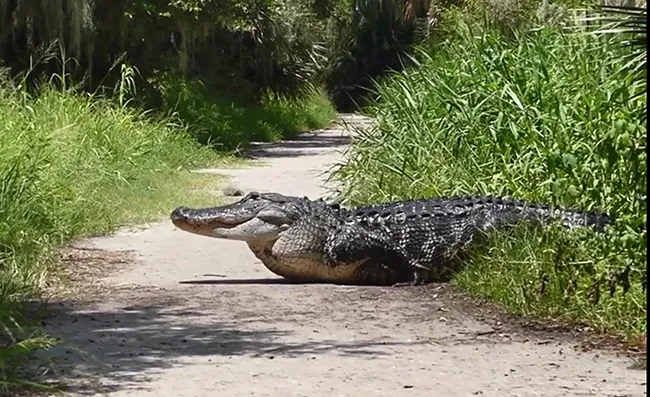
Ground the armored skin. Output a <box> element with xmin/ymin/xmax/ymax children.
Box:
<box><xmin>170</xmin><ymin>192</ymin><xmax>611</xmax><ymax>286</ymax></box>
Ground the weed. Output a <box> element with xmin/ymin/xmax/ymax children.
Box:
<box><xmin>151</xmin><ymin>72</ymin><xmax>337</xmax><ymax>150</ymax></box>
<box><xmin>0</xmin><ymin>75</ymin><xmax>216</xmax><ymax>393</ymax></box>
<box><xmin>334</xmin><ymin>22</ymin><xmax>646</xmax><ymax>338</ymax></box>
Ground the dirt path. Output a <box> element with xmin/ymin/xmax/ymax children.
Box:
<box><xmin>44</xmin><ymin>114</ymin><xmax>645</xmax><ymax>397</ymax></box>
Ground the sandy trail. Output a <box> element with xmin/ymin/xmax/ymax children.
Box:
<box><xmin>44</xmin><ymin>114</ymin><xmax>645</xmax><ymax>397</ymax></box>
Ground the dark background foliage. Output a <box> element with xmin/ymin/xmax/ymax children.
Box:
<box><xmin>0</xmin><ymin>0</ymin><xmax>438</xmax><ymax>110</ymax></box>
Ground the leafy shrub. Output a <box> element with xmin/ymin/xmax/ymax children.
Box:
<box><xmin>152</xmin><ymin>72</ymin><xmax>336</xmax><ymax>149</ymax></box>
<box><xmin>334</xmin><ymin>22</ymin><xmax>646</xmax><ymax>337</ymax></box>
<box><xmin>0</xmin><ymin>77</ymin><xmax>219</xmax><ymax>392</ymax></box>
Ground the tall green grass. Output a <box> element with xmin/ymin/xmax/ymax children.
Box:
<box><xmin>334</xmin><ymin>23</ymin><xmax>646</xmax><ymax>337</ymax></box>
<box><xmin>0</xmin><ymin>75</ymin><xmax>226</xmax><ymax>392</ymax></box>
<box><xmin>0</xmin><ymin>65</ymin><xmax>336</xmax><ymax>392</ymax></box>
<box><xmin>152</xmin><ymin>72</ymin><xmax>337</xmax><ymax>149</ymax></box>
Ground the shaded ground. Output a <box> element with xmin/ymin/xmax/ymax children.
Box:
<box><xmin>42</xmin><ymin>114</ymin><xmax>646</xmax><ymax>397</ymax></box>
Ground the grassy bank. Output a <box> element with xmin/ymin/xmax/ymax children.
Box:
<box><xmin>153</xmin><ymin>72</ymin><xmax>337</xmax><ymax>149</ymax></box>
<box><xmin>0</xmin><ymin>83</ymin><xmax>220</xmax><ymax>392</ymax></box>
<box><xmin>335</xmin><ymin>22</ymin><xmax>646</xmax><ymax>338</ymax></box>
<box><xmin>0</xmin><ymin>70</ymin><xmax>336</xmax><ymax>392</ymax></box>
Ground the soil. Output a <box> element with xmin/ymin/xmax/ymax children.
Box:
<box><xmin>41</xmin><ymin>114</ymin><xmax>646</xmax><ymax>397</ymax></box>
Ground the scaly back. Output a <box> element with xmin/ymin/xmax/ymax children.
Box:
<box><xmin>342</xmin><ymin>195</ymin><xmax>612</xmax><ymax>232</ymax></box>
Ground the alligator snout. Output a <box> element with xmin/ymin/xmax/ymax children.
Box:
<box><xmin>170</xmin><ymin>204</ymin><xmax>255</xmax><ymax>230</ymax></box>
<box><xmin>170</xmin><ymin>206</ymin><xmax>213</xmax><ymax>235</ymax></box>
<box><xmin>170</xmin><ymin>206</ymin><xmax>191</xmax><ymax>223</ymax></box>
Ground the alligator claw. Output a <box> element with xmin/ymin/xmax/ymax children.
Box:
<box><xmin>391</xmin><ymin>269</ymin><xmax>427</xmax><ymax>287</ymax></box>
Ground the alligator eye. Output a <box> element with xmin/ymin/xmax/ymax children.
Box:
<box><xmin>244</xmin><ymin>191</ymin><xmax>260</xmax><ymax>201</ymax></box>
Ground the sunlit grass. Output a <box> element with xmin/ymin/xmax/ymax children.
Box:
<box><xmin>334</xmin><ymin>22</ymin><xmax>646</xmax><ymax>339</ymax></box>
<box><xmin>152</xmin><ymin>71</ymin><xmax>338</xmax><ymax>149</ymax></box>
<box><xmin>0</xmin><ymin>65</ymin><xmax>337</xmax><ymax>393</ymax></box>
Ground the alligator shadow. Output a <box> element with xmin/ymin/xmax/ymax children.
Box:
<box><xmin>177</xmin><ymin>278</ymin><xmax>405</xmax><ymax>287</ymax></box>
<box><xmin>178</xmin><ymin>277</ymin><xmax>300</xmax><ymax>285</ymax></box>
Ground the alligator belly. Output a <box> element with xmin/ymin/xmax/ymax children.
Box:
<box><xmin>264</xmin><ymin>254</ymin><xmax>362</xmax><ymax>284</ymax></box>
<box><xmin>247</xmin><ymin>241</ymin><xmax>404</xmax><ymax>285</ymax></box>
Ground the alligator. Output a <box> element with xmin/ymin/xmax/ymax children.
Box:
<box><xmin>170</xmin><ymin>191</ymin><xmax>611</xmax><ymax>286</ymax></box>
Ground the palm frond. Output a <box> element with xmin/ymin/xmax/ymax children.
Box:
<box><xmin>577</xmin><ymin>4</ymin><xmax>646</xmax><ymax>89</ymax></box>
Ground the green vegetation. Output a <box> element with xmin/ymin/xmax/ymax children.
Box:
<box><xmin>0</xmin><ymin>0</ymin><xmax>341</xmax><ymax>391</ymax></box>
<box><xmin>153</xmin><ymin>72</ymin><xmax>336</xmax><ymax>148</ymax></box>
<box><xmin>1</xmin><ymin>0</ymin><xmax>646</xmax><ymax>392</ymax></box>
<box><xmin>0</xmin><ymin>77</ymin><xmax>211</xmax><ymax>391</ymax></box>
<box><xmin>335</xmin><ymin>12</ymin><xmax>646</xmax><ymax>338</ymax></box>
<box><xmin>0</xmin><ymin>0</ymin><xmax>433</xmax><ymax>111</ymax></box>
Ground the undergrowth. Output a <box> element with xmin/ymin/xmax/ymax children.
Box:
<box><xmin>152</xmin><ymin>72</ymin><xmax>337</xmax><ymax>149</ymax></box>
<box><xmin>334</xmin><ymin>22</ymin><xmax>646</xmax><ymax>338</ymax></box>
<box><xmin>0</xmin><ymin>64</ymin><xmax>336</xmax><ymax>393</ymax></box>
<box><xmin>0</xmin><ymin>77</ymin><xmax>224</xmax><ymax>393</ymax></box>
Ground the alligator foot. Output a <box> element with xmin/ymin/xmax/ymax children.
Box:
<box><xmin>391</xmin><ymin>269</ymin><xmax>427</xmax><ymax>287</ymax></box>
<box><xmin>412</xmin><ymin>269</ymin><xmax>427</xmax><ymax>286</ymax></box>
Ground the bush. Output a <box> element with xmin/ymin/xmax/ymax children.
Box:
<box><xmin>0</xmin><ymin>79</ymin><xmax>220</xmax><ymax>392</ymax></box>
<box><xmin>152</xmin><ymin>72</ymin><xmax>337</xmax><ymax>149</ymax></box>
<box><xmin>334</xmin><ymin>23</ymin><xmax>646</xmax><ymax>337</ymax></box>
<box><xmin>0</xmin><ymin>64</ymin><xmax>338</xmax><ymax>391</ymax></box>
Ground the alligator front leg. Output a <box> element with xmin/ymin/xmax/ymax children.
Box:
<box><xmin>390</xmin><ymin>263</ymin><xmax>430</xmax><ymax>287</ymax></box>
<box><xmin>325</xmin><ymin>224</ymin><xmax>427</xmax><ymax>286</ymax></box>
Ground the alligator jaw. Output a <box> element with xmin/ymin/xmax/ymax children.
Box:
<box><xmin>170</xmin><ymin>193</ymin><xmax>291</xmax><ymax>241</ymax></box>
<box><xmin>170</xmin><ymin>206</ymin><xmax>249</xmax><ymax>236</ymax></box>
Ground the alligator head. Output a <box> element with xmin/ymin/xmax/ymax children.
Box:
<box><xmin>170</xmin><ymin>191</ymin><xmax>309</xmax><ymax>241</ymax></box>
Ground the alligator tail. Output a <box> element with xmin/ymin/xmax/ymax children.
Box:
<box><xmin>516</xmin><ymin>202</ymin><xmax>613</xmax><ymax>231</ymax></box>
<box><xmin>552</xmin><ymin>208</ymin><xmax>613</xmax><ymax>230</ymax></box>
<box><xmin>473</xmin><ymin>196</ymin><xmax>613</xmax><ymax>232</ymax></box>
